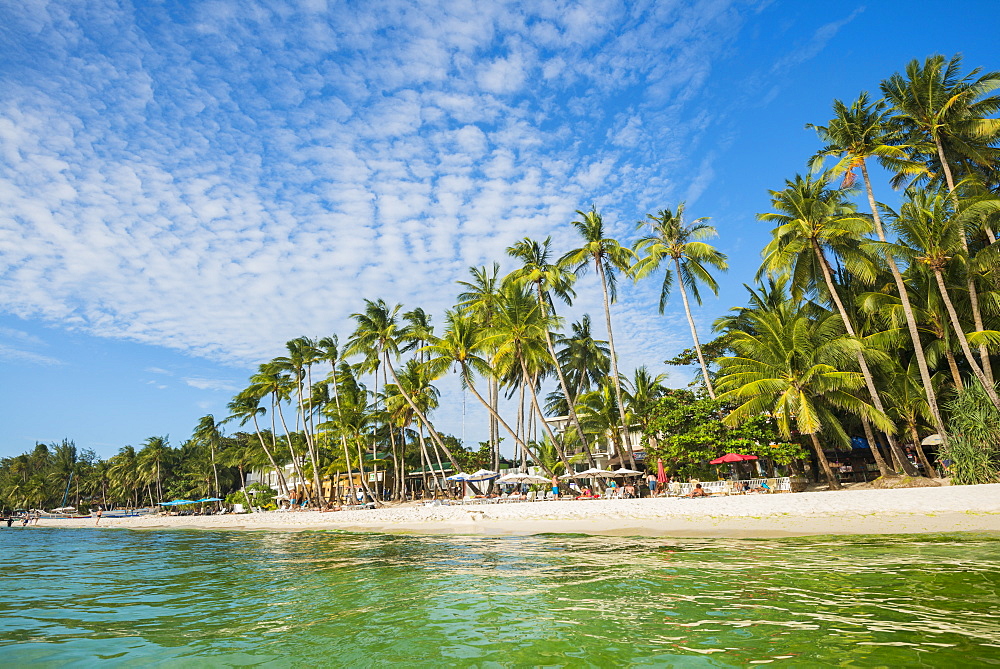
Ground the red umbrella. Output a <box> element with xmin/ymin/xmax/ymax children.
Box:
<box><xmin>656</xmin><ymin>458</ymin><xmax>668</xmax><ymax>484</ymax></box>
<box><xmin>710</xmin><ymin>453</ymin><xmax>759</xmax><ymax>464</ymax></box>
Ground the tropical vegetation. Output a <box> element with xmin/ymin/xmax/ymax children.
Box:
<box><xmin>3</xmin><ymin>53</ymin><xmax>999</xmax><ymax>511</ymax></box>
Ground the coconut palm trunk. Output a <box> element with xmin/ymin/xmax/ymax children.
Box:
<box><xmin>859</xmin><ymin>161</ymin><xmax>949</xmax><ymax>443</ymax></box>
<box><xmin>249</xmin><ymin>411</ymin><xmax>288</xmax><ymax>495</ymax></box>
<box><xmin>532</xmin><ymin>283</ymin><xmax>597</xmax><ymax>469</ymax></box>
<box><xmin>596</xmin><ymin>262</ymin><xmax>636</xmax><ymax>468</ymax></box>
<box><xmin>808</xmin><ymin>433</ymin><xmax>841</xmax><ymax>489</ymax></box>
<box><xmin>934</xmin><ymin>140</ymin><xmax>996</xmax><ymax>386</ymax></box>
<box><xmin>859</xmin><ymin>416</ymin><xmax>893</xmax><ymax>478</ymax></box>
<box><xmin>931</xmin><ymin>267</ymin><xmax>1000</xmax><ymax>409</ymax></box>
<box><xmin>674</xmin><ymin>257</ymin><xmax>716</xmax><ymax>399</ymax></box>
<box><xmin>810</xmin><ymin>241</ymin><xmax>920</xmax><ymax>475</ymax></box>
<box><xmin>519</xmin><ymin>358</ymin><xmax>572</xmax><ymax>474</ymax></box>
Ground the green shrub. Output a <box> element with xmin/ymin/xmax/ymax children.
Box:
<box><xmin>942</xmin><ymin>382</ymin><xmax>1000</xmax><ymax>485</ymax></box>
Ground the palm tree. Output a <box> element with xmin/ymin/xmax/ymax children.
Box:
<box><xmin>489</xmin><ymin>282</ymin><xmax>572</xmax><ymax>474</ymax></box>
<box><xmin>273</xmin><ymin>338</ymin><xmax>326</xmax><ymax>505</ymax></box>
<box><xmin>318</xmin><ymin>335</ymin><xmax>361</xmax><ymax>504</ymax></box>
<box><xmin>883</xmin><ymin>54</ymin><xmax>1000</xmax><ymax>379</ymax></box>
<box><xmin>424</xmin><ymin>309</ymin><xmax>537</xmax><ymax>468</ymax></box>
<box><xmin>226</xmin><ymin>390</ymin><xmax>288</xmax><ymax>495</ymax></box>
<box><xmin>808</xmin><ymin>92</ymin><xmax>947</xmax><ymax>443</ymax></box>
<box><xmin>137</xmin><ymin>436</ymin><xmax>171</xmax><ymax>503</ymax></box>
<box><xmin>759</xmin><ymin>172</ymin><xmax>918</xmax><ymax>475</ymax></box>
<box><xmin>248</xmin><ymin>362</ymin><xmax>309</xmax><ymax>497</ymax></box>
<box><xmin>623</xmin><ymin>366</ymin><xmax>669</xmax><ymax>436</ymax></box>
<box><xmin>346</xmin><ymin>299</ymin><xmax>464</xmax><ymax>473</ymax></box>
<box><xmin>556</xmin><ymin>315</ymin><xmax>610</xmax><ymax>401</ymax></box>
<box><xmin>881</xmin><ymin>188</ymin><xmax>1000</xmax><ymax>410</ymax></box>
<box><xmin>632</xmin><ymin>204</ymin><xmax>728</xmax><ymax>399</ymax></box>
<box><xmin>560</xmin><ymin>207</ymin><xmax>639</xmax><ymax>466</ymax></box>
<box><xmin>507</xmin><ymin>237</ymin><xmax>596</xmax><ymax>468</ymax></box>
<box><xmin>192</xmin><ymin>415</ymin><xmax>224</xmax><ymax>498</ymax></box>
<box><xmin>457</xmin><ymin>264</ymin><xmax>505</xmax><ymax>468</ymax></box>
<box><xmin>716</xmin><ymin>296</ymin><xmax>892</xmax><ymax>490</ymax></box>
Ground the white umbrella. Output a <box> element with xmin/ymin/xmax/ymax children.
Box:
<box><xmin>560</xmin><ymin>468</ymin><xmax>615</xmax><ymax>479</ymax></box>
<box><xmin>466</xmin><ymin>469</ymin><xmax>500</xmax><ymax>482</ymax></box>
<box><xmin>611</xmin><ymin>467</ymin><xmax>644</xmax><ymax>476</ymax></box>
<box><xmin>921</xmin><ymin>434</ymin><xmax>944</xmax><ymax>446</ymax></box>
<box><xmin>497</xmin><ymin>473</ymin><xmax>551</xmax><ymax>484</ymax></box>
<box><xmin>446</xmin><ymin>472</ymin><xmax>471</xmax><ymax>481</ymax></box>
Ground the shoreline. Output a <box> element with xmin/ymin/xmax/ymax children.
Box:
<box><xmin>21</xmin><ymin>483</ymin><xmax>1000</xmax><ymax>538</ymax></box>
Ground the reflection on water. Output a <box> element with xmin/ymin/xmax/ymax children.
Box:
<box><xmin>1</xmin><ymin>529</ymin><xmax>999</xmax><ymax>666</ymax></box>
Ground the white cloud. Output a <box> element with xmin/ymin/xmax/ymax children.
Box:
<box><xmin>183</xmin><ymin>377</ymin><xmax>239</xmax><ymax>392</ymax></box>
<box><xmin>0</xmin><ymin>0</ymin><xmax>764</xmax><ymax>437</ymax></box>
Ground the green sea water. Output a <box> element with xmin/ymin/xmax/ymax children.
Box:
<box><xmin>1</xmin><ymin>528</ymin><xmax>999</xmax><ymax>667</ymax></box>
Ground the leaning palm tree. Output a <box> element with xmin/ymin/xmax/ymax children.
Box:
<box><xmin>272</xmin><ymin>338</ymin><xmax>326</xmax><ymax>505</ymax></box>
<box><xmin>489</xmin><ymin>282</ymin><xmax>573</xmax><ymax>474</ymax></box>
<box><xmin>507</xmin><ymin>237</ymin><xmax>596</xmax><ymax>468</ymax></box>
<box><xmin>883</xmin><ymin>54</ymin><xmax>1000</xmax><ymax>379</ymax></box>
<box><xmin>225</xmin><ymin>390</ymin><xmax>288</xmax><ymax>496</ymax></box>
<box><xmin>716</xmin><ymin>297</ymin><xmax>892</xmax><ymax>490</ymax></box>
<box><xmin>759</xmin><ymin>172</ymin><xmax>918</xmax><ymax>475</ymax></box>
<box><xmin>880</xmin><ymin>188</ymin><xmax>1000</xmax><ymax>410</ymax></box>
<box><xmin>424</xmin><ymin>309</ymin><xmax>536</xmax><ymax>467</ymax></box>
<box><xmin>457</xmin><ymin>264</ymin><xmax>505</xmax><ymax>468</ymax></box>
<box><xmin>346</xmin><ymin>299</ymin><xmax>464</xmax><ymax>473</ymax></box>
<box><xmin>808</xmin><ymin>92</ymin><xmax>947</xmax><ymax>443</ymax></box>
<box><xmin>632</xmin><ymin>203</ymin><xmax>728</xmax><ymax>399</ymax></box>
<box><xmin>560</xmin><ymin>207</ymin><xmax>638</xmax><ymax>466</ymax></box>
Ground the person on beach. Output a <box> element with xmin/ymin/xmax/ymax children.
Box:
<box><xmin>623</xmin><ymin>484</ymin><xmax>635</xmax><ymax>498</ymax></box>
<box><xmin>551</xmin><ymin>477</ymin><xmax>560</xmax><ymax>498</ymax></box>
<box><xmin>687</xmin><ymin>484</ymin><xmax>707</xmax><ymax>498</ymax></box>
<box><xmin>647</xmin><ymin>474</ymin><xmax>657</xmax><ymax>497</ymax></box>
<box><xmin>95</xmin><ymin>508</ymin><xmax>103</xmax><ymax>526</ymax></box>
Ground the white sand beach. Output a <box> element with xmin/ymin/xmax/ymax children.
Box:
<box><xmin>32</xmin><ymin>483</ymin><xmax>1000</xmax><ymax>537</ymax></box>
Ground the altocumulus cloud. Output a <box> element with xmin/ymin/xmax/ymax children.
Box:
<box><xmin>0</xmin><ymin>0</ymin><xmax>765</xmax><ymax>372</ymax></box>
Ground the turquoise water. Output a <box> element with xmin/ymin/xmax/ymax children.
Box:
<box><xmin>1</xmin><ymin>529</ymin><xmax>999</xmax><ymax>667</ymax></box>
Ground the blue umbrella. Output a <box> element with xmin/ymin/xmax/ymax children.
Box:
<box><xmin>194</xmin><ymin>497</ymin><xmax>223</xmax><ymax>503</ymax></box>
<box><xmin>160</xmin><ymin>499</ymin><xmax>197</xmax><ymax>506</ymax></box>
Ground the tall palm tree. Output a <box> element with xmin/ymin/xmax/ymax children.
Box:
<box><xmin>226</xmin><ymin>390</ymin><xmax>288</xmax><ymax>495</ymax></box>
<box><xmin>716</xmin><ymin>297</ymin><xmax>892</xmax><ymax>490</ymax></box>
<box><xmin>248</xmin><ymin>362</ymin><xmax>309</xmax><ymax>498</ymax></box>
<box><xmin>632</xmin><ymin>203</ymin><xmax>728</xmax><ymax>399</ymax></box>
<box><xmin>507</xmin><ymin>237</ymin><xmax>596</xmax><ymax>468</ymax></box>
<box><xmin>881</xmin><ymin>188</ymin><xmax>1000</xmax><ymax>410</ymax></box>
<box><xmin>883</xmin><ymin>54</ymin><xmax>1000</xmax><ymax>378</ymax></box>
<box><xmin>192</xmin><ymin>415</ymin><xmax>223</xmax><ymax>498</ymax></box>
<box><xmin>318</xmin><ymin>335</ymin><xmax>361</xmax><ymax>504</ymax></box>
<box><xmin>489</xmin><ymin>282</ymin><xmax>573</xmax><ymax>473</ymax></box>
<box><xmin>808</xmin><ymin>92</ymin><xmax>947</xmax><ymax>443</ymax></box>
<box><xmin>346</xmin><ymin>299</ymin><xmax>464</xmax><ymax>473</ymax></box>
<box><xmin>424</xmin><ymin>309</ymin><xmax>536</xmax><ymax>467</ymax></box>
<box><xmin>561</xmin><ymin>207</ymin><xmax>638</xmax><ymax>467</ymax></box>
<box><xmin>137</xmin><ymin>436</ymin><xmax>170</xmax><ymax>503</ymax></box>
<box><xmin>759</xmin><ymin>173</ymin><xmax>918</xmax><ymax>475</ymax></box>
<box><xmin>457</xmin><ymin>264</ymin><xmax>505</xmax><ymax>468</ymax></box>
<box><xmin>273</xmin><ymin>338</ymin><xmax>326</xmax><ymax>505</ymax></box>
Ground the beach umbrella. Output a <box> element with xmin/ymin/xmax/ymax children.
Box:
<box><xmin>466</xmin><ymin>469</ymin><xmax>500</xmax><ymax>482</ymax></box>
<box><xmin>194</xmin><ymin>497</ymin><xmax>223</xmax><ymax>503</ymax></box>
<box><xmin>611</xmin><ymin>467</ymin><xmax>643</xmax><ymax>476</ymax></box>
<box><xmin>160</xmin><ymin>499</ymin><xmax>197</xmax><ymax>506</ymax></box>
<box><xmin>709</xmin><ymin>453</ymin><xmax>759</xmax><ymax>464</ymax></box>
<box><xmin>656</xmin><ymin>458</ymin><xmax>668</xmax><ymax>484</ymax></box>
<box><xmin>446</xmin><ymin>473</ymin><xmax>471</xmax><ymax>481</ymax></box>
<box><xmin>921</xmin><ymin>434</ymin><xmax>944</xmax><ymax>446</ymax></box>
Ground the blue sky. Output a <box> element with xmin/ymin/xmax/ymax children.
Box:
<box><xmin>1</xmin><ymin>0</ymin><xmax>997</xmax><ymax>460</ymax></box>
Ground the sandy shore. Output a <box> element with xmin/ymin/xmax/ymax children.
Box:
<box><xmin>26</xmin><ymin>483</ymin><xmax>1000</xmax><ymax>538</ymax></box>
